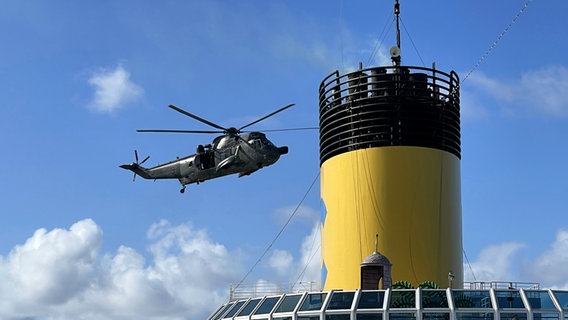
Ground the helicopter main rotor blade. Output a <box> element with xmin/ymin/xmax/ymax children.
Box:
<box><xmin>168</xmin><ymin>105</ymin><xmax>228</xmax><ymax>132</ymax></box>
<box><xmin>255</xmin><ymin>127</ymin><xmax>319</xmax><ymax>132</ymax></box>
<box><xmin>238</xmin><ymin>103</ymin><xmax>295</xmax><ymax>131</ymax></box>
<box><xmin>137</xmin><ymin>129</ymin><xmax>223</xmax><ymax>134</ymax></box>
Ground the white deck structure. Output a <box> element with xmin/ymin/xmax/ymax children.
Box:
<box><xmin>209</xmin><ymin>287</ymin><xmax>568</xmax><ymax>320</ymax></box>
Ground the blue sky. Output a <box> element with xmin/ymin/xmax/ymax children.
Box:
<box><xmin>1</xmin><ymin>0</ymin><xmax>568</xmax><ymax>319</ymax></box>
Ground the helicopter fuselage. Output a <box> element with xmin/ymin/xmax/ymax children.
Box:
<box><xmin>121</xmin><ymin>131</ymin><xmax>288</xmax><ymax>192</ymax></box>
<box><xmin>120</xmin><ymin>103</ymin><xmax>297</xmax><ymax>193</ymax></box>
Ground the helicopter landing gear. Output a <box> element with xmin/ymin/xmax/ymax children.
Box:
<box><xmin>180</xmin><ymin>186</ymin><xmax>186</xmax><ymax>194</ymax></box>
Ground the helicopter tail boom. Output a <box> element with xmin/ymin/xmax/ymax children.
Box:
<box><xmin>119</xmin><ymin>163</ymin><xmax>152</xmax><ymax>180</ymax></box>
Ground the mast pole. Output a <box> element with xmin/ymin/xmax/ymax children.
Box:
<box><xmin>392</xmin><ymin>0</ymin><xmax>402</xmax><ymax>66</ymax></box>
<box><xmin>395</xmin><ymin>0</ymin><xmax>401</xmax><ymax>50</ymax></box>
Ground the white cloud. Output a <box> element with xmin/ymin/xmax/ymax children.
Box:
<box><xmin>8</xmin><ymin>218</ymin><xmax>568</xmax><ymax>319</ymax></box>
<box><xmin>264</xmin><ymin>222</ymin><xmax>321</xmax><ymax>291</ymax></box>
<box><xmin>269</xmin><ymin>249</ymin><xmax>293</xmax><ymax>276</ymax></box>
<box><xmin>228</xmin><ymin>217</ymin><xmax>321</xmax><ymax>300</ymax></box>
<box><xmin>519</xmin><ymin>66</ymin><xmax>568</xmax><ymax>115</ymax></box>
<box><xmin>524</xmin><ymin>229</ymin><xmax>568</xmax><ymax>289</ymax></box>
<box><xmin>88</xmin><ymin>64</ymin><xmax>143</xmax><ymax>113</ymax></box>
<box><xmin>466</xmin><ymin>66</ymin><xmax>568</xmax><ymax>117</ymax></box>
<box><xmin>464</xmin><ymin>242</ymin><xmax>526</xmax><ymax>282</ymax></box>
<box><xmin>0</xmin><ymin>219</ymin><xmax>101</xmax><ymax>317</ymax></box>
<box><xmin>294</xmin><ymin>222</ymin><xmax>321</xmax><ymax>290</ymax></box>
<box><xmin>459</xmin><ymin>88</ymin><xmax>490</xmax><ymax>122</ymax></box>
<box><xmin>0</xmin><ymin>219</ymin><xmax>240</xmax><ymax>320</ymax></box>
<box><xmin>265</xmin><ymin>204</ymin><xmax>321</xmax><ymax>289</ymax></box>
<box><xmin>464</xmin><ymin>230</ymin><xmax>568</xmax><ymax>289</ymax></box>
<box><xmin>272</xmin><ymin>204</ymin><xmax>319</xmax><ymax>226</ymax></box>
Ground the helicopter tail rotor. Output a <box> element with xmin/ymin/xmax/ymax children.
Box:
<box><xmin>135</xmin><ymin>150</ymin><xmax>150</xmax><ymax>166</ymax></box>
<box><xmin>121</xmin><ymin>150</ymin><xmax>150</xmax><ymax>181</ymax></box>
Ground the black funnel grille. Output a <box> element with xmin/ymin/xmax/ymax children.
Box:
<box><xmin>319</xmin><ymin>65</ymin><xmax>461</xmax><ymax>165</ymax></box>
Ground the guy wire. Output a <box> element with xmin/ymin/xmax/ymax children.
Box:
<box><xmin>232</xmin><ymin>172</ymin><xmax>320</xmax><ymax>291</ymax></box>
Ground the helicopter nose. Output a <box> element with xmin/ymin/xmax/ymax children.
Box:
<box><xmin>278</xmin><ymin>146</ymin><xmax>288</xmax><ymax>155</ymax></box>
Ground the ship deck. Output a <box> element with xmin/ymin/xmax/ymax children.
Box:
<box><xmin>209</xmin><ymin>286</ymin><xmax>568</xmax><ymax>320</ymax></box>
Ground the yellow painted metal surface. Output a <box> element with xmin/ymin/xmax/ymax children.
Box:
<box><xmin>321</xmin><ymin>146</ymin><xmax>463</xmax><ymax>290</ymax></box>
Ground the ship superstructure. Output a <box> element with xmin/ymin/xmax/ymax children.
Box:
<box><xmin>209</xmin><ymin>284</ymin><xmax>568</xmax><ymax>320</ymax></box>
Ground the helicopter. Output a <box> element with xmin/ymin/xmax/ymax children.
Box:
<box><xmin>120</xmin><ymin>103</ymin><xmax>296</xmax><ymax>193</ymax></box>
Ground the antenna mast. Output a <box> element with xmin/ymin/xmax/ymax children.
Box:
<box><xmin>390</xmin><ymin>0</ymin><xmax>402</xmax><ymax>66</ymax></box>
<box><xmin>375</xmin><ymin>234</ymin><xmax>379</xmax><ymax>253</ymax></box>
<box><xmin>395</xmin><ymin>0</ymin><xmax>401</xmax><ymax>49</ymax></box>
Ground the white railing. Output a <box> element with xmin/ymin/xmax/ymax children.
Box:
<box><xmin>229</xmin><ymin>281</ymin><xmax>320</xmax><ymax>301</ymax></box>
<box><xmin>464</xmin><ymin>281</ymin><xmax>540</xmax><ymax>290</ymax></box>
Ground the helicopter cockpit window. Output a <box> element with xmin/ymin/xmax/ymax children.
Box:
<box><xmin>212</xmin><ymin>136</ymin><xmax>224</xmax><ymax>149</ymax></box>
<box><xmin>250</xmin><ymin>139</ymin><xmax>262</xmax><ymax>148</ymax></box>
<box><xmin>264</xmin><ymin>138</ymin><xmax>274</xmax><ymax>147</ymax></box>
<box><xmin>256</xmin><ymin>133</ymin><xmax>274</xmax><ymax>146</ymax></box>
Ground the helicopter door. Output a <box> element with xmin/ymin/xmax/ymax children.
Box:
<box><xmin>197</xmin><ymin>150</ymin><xmax>214</xmax><ymax>170</ymax></box>
<box><xmin>194</xmin><ymin>154</ymin><xmax>203</xmax><ymax>169</ymax></box>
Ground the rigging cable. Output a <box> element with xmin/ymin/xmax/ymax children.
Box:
<box><xmin>458</xmin><ymin>0</ymin><xmax>532</xmax><ymax>282</ymax></box>
<box><xmin>292</xmin><ymin>227</ymin><xmax>320</xmax><ymax>288</ymax></box>
<box><xmin>232</xmin><ymin>172</ymin><xmax>320</xmax><ymax>291</ymax></box>
<box><xmin>365</xmin><ymin>10</ymin><xmax>394</xmax><ymax>68</ymax></box>
<box><xmin>353</xmin><ymin>147</ymin><xmax>364</xmax><ymax>260</ymax></box>
<box><xmin>339</xmin><ymin>0</ymin><xmax>345</xmax><ymax>72</ymax></box>
<box><xmin>363</xmin><ymin>151</ymin><xmax>386</xmax><ymax>230</ymax></box>
<box><xmin>463</xmin><ymin>249</ymin><xmax>478</xmax><ymax>281</ymax></box>
<box><xmin>399</xmin><ymin>17</ymin><xmax>425</xmax><ymax>67</ymax></box>
<box><xmin>461</xmin><ymin>0</ymin><xmax>533</xmax><ymax>84</ymax></box>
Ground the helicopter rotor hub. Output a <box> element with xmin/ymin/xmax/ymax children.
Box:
<box><xmin>225</xmin><ymin>127</ymin><xmax>239</xmax><ymax>135</ymax></box>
